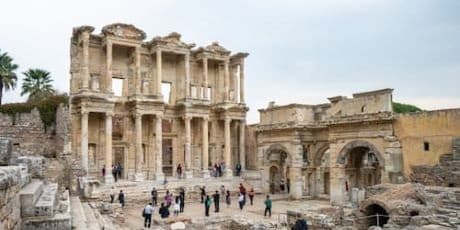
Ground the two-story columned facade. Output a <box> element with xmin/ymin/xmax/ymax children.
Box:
<box><xmin>69</xmin><ymin>23</ymin><xmax>248</xmax><ymax>183</ymax></box>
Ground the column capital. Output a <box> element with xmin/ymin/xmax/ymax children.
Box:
<box><xmin>81</xmin><ymin>110</ymin><xmax>89</xmax><ymax>115</ymax></box>
<box><xmin>134</xmin><ymin>113</ymin><xmax>142</xmax><ymax>119</ymax></box>
<box><xmin>202</xmin><ymin>116</ymin><xmax>209</xmax><ymax>121</ymax></box>
<box><xmin>183</xmin><ymin>116</ymin><xmax>192</xmax><ymax>121</ymax></box>
<box><xmin>156</xmin><ymin>48</ymin><xmax>162</xmax><ymax>54</ymax></box>
<box><xmin>224</xmin><ymin>117</ymin><xmax>231</xmax><ymax>123</ymax></box>
<box><xmin>105</xmin><ymin>111</ymin><xmax>114</xmax><ymax>117</ymax></box>
<box><xmin>156</xmin><ymin>113</ymin><xmax>163</xmax><ymax>119</ymax></box>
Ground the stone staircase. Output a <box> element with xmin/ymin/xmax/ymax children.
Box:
<box><xmin>425</xmin><ymin>186</ymin><xmax>460</xmax><ymax>227</ymax></box>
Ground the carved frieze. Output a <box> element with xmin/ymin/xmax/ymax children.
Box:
<box><xmin>101</xmin><ymin>23</ymin><xmax>146</xmax><ymax>40</ymax></box>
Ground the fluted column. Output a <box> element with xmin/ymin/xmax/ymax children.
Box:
<box><xmin>156</xmin><ymin>49</ymin><xmax>162</xmax><ymax>96</ymax></box>
<box><xmin>234</xmin><ymin>66</ymin><xmax>239</xmax><ymax>103</ymax></box>
<box><xmin>202</xmin><ymin>57</ymin><xmax>208</xmax><ymax>99</ymax></box>
<box><xmin>184</xmin><ymin>53</ymin><xmax>190</xmax><ymax>98</ymax></box>
<box><xmin>135</xmin><ymin>46</ymin><xmax>141</xmax><ymax>95</ymax></box>
<box><xmin>184</xmin><ymin>116</ymin><xmax>193</xmax><ymax>178</ymax></box>
<box><xmin>224</xmin><ymin>60</ymin><xmax>230</xmax><ymax>101</ymax></box>
<box><xmin>155</xmin><ymin>115</ymin><xmax>164</xmax><ymax>181</ymax></box>
<box><xmin>81</xmin><ymin>111</ymin><xmax>89</xmax><ymax>175</ymax></box>
<box><xmin>239</xmin><ymin>120</ymin><xmax>246</xmax><ymax>171</ymax></box>
<box><xmin>105</xmin><ymin>112</ymin><xmax>114</xmax><ymax>184</ymax></box>
<box><xmin>134</xmin><ymin>113</ymin><xmax>144</xmax><ymax>181</ymax></box>
<box><xmin>224</xmin><ymin>117</ymin><xmax>232</xmax><ymax>177</ymax></box>
<box><xmin>106</xmin><ymin>40</ymin><xmax>112</xmax><ymax>93</ymax></box>
<box><xmin>202</xmin><ymin>117</ymin><xmax>210</xmax><ymax>178</ymax></box>
<box><xmin>81</xmin><ymin>32</ymin><xmax>90</xmax><ymax>90</ymax></box>
<box><xmin>240</xmin><ymin>62</ymin><xmax>245</xmax><ymax>103</ymax></box>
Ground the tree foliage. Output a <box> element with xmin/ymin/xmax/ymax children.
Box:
<box><xmin>21</xmin><ymin>68</ymin><xmax>55</xmax><ymax>102</ymax></box>
<box><xmin>393</xmin><ymin>102</ymin><xmax>422</xmax><ymax>114</ymax></box>
<box><xmin>0</xmin><ymin>49</ymin><xmax>19</xmax><ymax>105</ymax></box>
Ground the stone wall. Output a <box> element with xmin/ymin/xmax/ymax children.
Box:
<box><xmin>0</xmin><ymin>166</ymin><xmax>28</xmax><ymax>230</ymax></box>
<box><xmin>0</xmin><ymin>105</ymin><xmax>69</xmax><ymax>158</ymax></box>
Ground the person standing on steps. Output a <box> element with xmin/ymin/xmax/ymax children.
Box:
<box><xmin>159</xmin><ymin>202</ymin><xmax>170</xmax><ymax>219</ymax></box>
<box><xmin>176</xmin><ymin>163</ymin><xmax>183</xmax><ymax>179</ymax></box>
<box><xmin>142</xmin><ymin>202</ymin><xmax>154</xmax><ymax>228</ymax></box>
<box><xmin>110</xmin><ymin>186</ymin><xmax>115</xmax><ymax>203</ymax></box>
<box><xmin>200</xmin><ymin>186</ymin><xmax>206</xmax><ymax>203</ymax></box>
<box><xmin>212</xmin><ymin>190</ymin><xmax>220</xmax><ymax>213</ymax></box>
<box><xmin>102</xmin><ymin>164</ymin><xmax>106</xmax><ymax>177</ymax></box>
<box><xmin>118</xmin><ymin>190</ymin><xmax>125</xmax><ymax>208</ymax></box>
<box><xmin>204</xmin><ymin>195</ymin><xmax>212</xmax><ymax>217</ymax></box>
<box><xmin>226</xmin><ymin>190</ymin><xmax>231</xmax><ymax>207</ymax></box>
<box><xmin>151</xmin><ymin>187</ymin><xmax>158</xmax><ymax>206</ymax></box>
<box><xmin>117</xmin><ymin>162</ymin><xmax>123</xmax><ymax>179</ymax></box>
<box><xmin>287</xmin><ymin>178</ymin><xmax>291</xmax><ymax>194</ymax></box>
<box><xmin>179</xmin><ymin>188</ymin><xmax>185</xmax><ymax>213</ymax></box>
<box><xmin>248</xmin><ymin>188</ymin><xmax>255</xmax><ymax>205</ymax></box>
<box><xmin>238</xmin><ymin>192</ymin><xmax>245</xmax><ymax>211</ymax></box>
<box><xmin>236</xmin><ymin>162</ymin><xmax>242</xmax><ymax>176</ymax></box>
<box><xmin>112</xmin><ymin>165</ymin><xmax>117</xmax><ymax>182</ymax></box>
<box><xmin>264</xmin><ymin>195</ymin><xmax>272</xmax><ymax>218</ymax></box>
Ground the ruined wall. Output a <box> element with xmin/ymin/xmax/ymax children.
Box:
<box><xmin>326</xmin><ymin>89</ymin><xmax>393</xmax><ymax>117</ymax></box>
<box><xmin>0</xmin><ymin>166</ymin><xmax>24</xmax><ymax>230</ymax></box>
<box><xmin>393</xmin><ymin>109</ymin><xmax>460</xmax><ymax>177</ymax></box>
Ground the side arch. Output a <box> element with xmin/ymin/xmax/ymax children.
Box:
<box><xmin>336</xmin><ymin>140</ymin><xmax>385</xmax><ymax>166</ymax></box>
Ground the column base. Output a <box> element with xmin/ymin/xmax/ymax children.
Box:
<box><xmin>184</xmin><ymin>171</ymin><xmax>193</xmax><ymax>179</ymax></box>
<box><xmin>134</xmin><ymin>172</ymin><xmax>144</xmax><ymax>182</ymax></box>
<box><xmin>104</xmin><ymin>174</ymin><xmax>115</xmax><ymax>184</ymax></box>
<box><xmin>224</xmin><ymin>169</ymin><xmax>233</xmax><ymax>178</ymax></box>
<box><xmin>290</xmin><ymin>180</ymin><xmax>303</xmax><ymax>200</ymax></box>
<box><xmin>202</xmin><ymin>170</ymin><xmax>210</xmax><ymax>179</ymax></box>
<box><xmin>155</xmin><ymin>172</ymin><xmax>165</xmax><ymax>182</ymax></box>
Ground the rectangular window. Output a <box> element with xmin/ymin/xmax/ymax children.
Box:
<box><xmin>161</xmin><ymin>82</ymin><xmax>171</xmax><ymax>104</ymax></box>
<box><xmin>112</xmin><ymin>78</ymin><xmax>123</xmax><ymax>96</ymax></box>
<box><xmin>424</xmin><ymin>142</ymin><xmax>430</xmax><ymax>151</ymax></box>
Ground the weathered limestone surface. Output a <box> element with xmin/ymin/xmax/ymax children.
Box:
<box><xmin>0</xmin><ymin>166</ymin><xmax>23</xmax><ymax>230</ymax></box>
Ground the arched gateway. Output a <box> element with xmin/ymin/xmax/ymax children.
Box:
<box><xmin>265</xmin><ymin>144</ymin><xmax>289</xmax><ymax>194</ymax></box>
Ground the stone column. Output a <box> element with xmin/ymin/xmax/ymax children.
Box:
<box><xmin>155</xmin><ymin>115</ymin><xmax>164</xmax><ymax>181</ymax></box>
<box><xmin>210</xmin><ymin>120</ymin><xmax>218</xmax><ymax>166</ymax></box>
<box><xmin>289</xmin><ymin>167</ymin><xmax>303</xmax><ymax>199</ymax></box>
<box><xmin>134</xmin><ymin>113</ymin><xmax>144</xmax><ymax>181</ymax></box>
<box><xmin>224</xmin><ymin>60</ymin><xmax>230</xmax><ymax>101</ymax></box>
<box><xmin>184</xmin><ymin>53</ymin><xmax>190</xmax><ymax>98</ymax></box>
<box><xmin>104</xmin><ymin>112</ymin><xmax>114</xmax><ymax>184</ymax></box>
<box><xmin>240</xmin><ymin>62</ymin><xmax>245</xmax><ymax>103</ymax></box>
<box><xmin>330</xmin><ymin>166</ymin><xmax>346</xmax><ymax>205</ymax></box>
<box><xmin>81</xmin><ymin>32</ymin><xmax>90</xmax><ymax>90</ymax></box>
<box><xmin>202</xmin><ymin>57</ymin><xmax>208</xmax><ymax>99</ymax></box>
<box><xmin>202</xmin><ymin>117</ymin><xmax>210</xmax><ymax>178</ymax></box>
<box><xmin>234</xmin><ymin>66</ymin><xmax>239</xmax><ymax>103</ymax></box>
<box><xmin>135</xmin><ymin>46</ymin><xmax>141</xmax><ymax>95</ymax></box>
<box><xmin>184</xmin><ymin>116</ymin><xmax>193</xmax><ymax>178</ymax></box>
<box><xmin>106</xmin><ymin>40</ymin><xmax>112</xmax><ymax>93</ymax></box>
<box><xmin>81</xmin><ymin>111</ymin><xmax>89</xmax><ymax>175</ymax></box>
<box><xmin>239</xmin><ymin>120</ymin><xmax>246</xmax><ymax>171</ymax></box>
<box><xmin>156</xmin><ymin>49</ymin><xmax>162</xmax><ymax>96</ymax></box>
<box><xmin>224</xmin><ymin>117</ymin><xmax>232</xmax><ymax>177</ymax></box>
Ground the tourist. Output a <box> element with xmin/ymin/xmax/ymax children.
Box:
<box><xmin>226</xmin><ymin>190</ymin><xmax>231</xmax><ymax>207</ymax></box>
<box><xmin>102</xmin><ymin>164</ymin><xmax>106</xmax><ymax>177</ymax></box>
<box><xmin>118</xmin><ymin>190</ymin><xmax>125</xmax><ymax>208</ymax></box>
<box><xmin>116</xmin><ymin>162</ymin><xmax>123</xmax><ymax>179</ymax></box>
<box><xmin>112</xmin><ymin>165</ymin><xmax>117</xmax><ymax>182</ymax></box>
<box><xmin>236</xmin><ymin>162</ymin><xmax>242</xmax><ymax>176</ymax></box>
<box><xmin>204</xmin><ymin>195</ymin><xmax>212</xmax><ymax>217</ymax></box>
<box><xmin>179</xmin><ymin>189</ymin><xmax>185</xmax><ymax>213</ymax></box>
<box><xmin>200</xmin><ymin>186</ymin><xmax>206</xmax><ymax>203</ymax></box>
<box><xmin>173</xmin><ymin>198</ymin><xmax>180</xmax><ymax>217</ymax></box>
<box><xmin>176</xmin><ymin>163</ymin><xmax>183</xmax><ymax>179</ymax></box>
<box><xmin>159</xmin><ymin>203</ymin><xmax>170</xmax><ymax>219</ymax></box>
<box><xmin>213</xmin><ymin>163</ymin><xmax>218</xmax><ymax>177</ymax></box>
<box><xmin>142</xmin><ymin>202</ymin><xmax>154</xmax><ymax>228</ymax></box>
<box><xmin>239</xmin><ymin>183</ymin><xmax>247</xmax><ymax>203</ymax></box>
<box><xmin>165</xmin><ymin>190</ymin><xmax>173</xmax><ymax>207</ymax></box>
<box><xmin>163</xmin><ymin>177</ymin><xmax>168</xmax><ymax>185</ymax></box>
<box><xmin>248</xmin><ymin>188</ymin><xmax>255</xmax><ymax>205</ymax></box>
<box><xmin>220</xmin><ymin>185</ymin><xmax>226</xmax><ymax>198</ymax></box>
<box><xmin>110</xmin><ymin>186</ymin><xmax>115</xmax><ymax>203</ymax></box>
<box><xmin>264</xmin><ymin>195</ymin><xmax>272</xmax><ymax>217</ymax></box>
<box><xmin>151</xmin><ymin>187</ymin><xmax>158</xmax><ymax>206</ymax></box>
<box><xmin>280</xmin><ymin>179</ymin><xmax>285</xmax><ymax>192</ymax></box>
<box><xmin>212</xmin><ymin>190</ymin><xmax>220</xmax><ymax>212</ymax></box>
<box><xmin>220</xmin><ymin>162</ymin><xmax>225</xmax><ymax>176</ymax></box>
<box><xmin>217</xmin><ymin>163</ymin><xmax>222</xmax><ymax>177</ymax></box>
<box><xmin>238</xmin><ymin>193</ymin><xmax>245</xmax><ymax>210</ymax></box>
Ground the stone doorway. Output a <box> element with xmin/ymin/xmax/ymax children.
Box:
<box><xmin>364</xmin><ymin>204</ymin><xmax>389</xmax><ymax>228</ymax></box>
<box><xmin>162</xmin><ymin>139</ymin><xmax>173</xmax><ymax>176</ymax></box>
<box><xmin>113</xmin><ymin>146</ymin><xmax>125</xmax><ymax>179</ymax></box>
<box><xmin>269</xmin><ymin>165</ymin><xmax>281</xmax><ymax>194</ymax></box>
<box><xmin>323</xmin><ymin>172</ymin><xmax>330</xmax><ymax>195</ymax></box>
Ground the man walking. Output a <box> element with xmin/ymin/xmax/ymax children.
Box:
<box><xmin>179</xmin><ymin>189</ymin><xmax>185</xmax><ymax>213</ymax></box>
<box><xmin>248</xmin><ymin>188</ymin><xmax>255</xmax><ymax>205</ymax></box>
<box><xmin>238</xmin><ymin>193</ymin><xmax>245</xmax><ymax>211</ymax></box>
<box><xmin>204</xmin><ymin>195</ymin><xmax>212</xmax><ymax>217</ymax></box>
<box><xmin>200</xmin><ymin>186</ymin><xmax>206</xmax><ymax>203</ymax></box>
<box><xmin>264</xmin><ymin>195</ymin><xmax>272</xmax><ymax>217</ymax></box>
<box><xmin>143</xmin><ymin>202</ymin><xmax>154</xmax><ymax>228</ymax></box>
<box><xmin>212</xmin><ymin>190</ymin><xmax>220</xmax><ymax>212</ymax></box>
<box><xmin>110</xmin><ymin>186</ymin><xmax>115</xmax><ymax>203</ymax></box>
<box><xmin>118</xmin><ymin>190</ymin><xmax>125</xmax><ymax>208</ymax></box>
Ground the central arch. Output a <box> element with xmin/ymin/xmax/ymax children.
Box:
<box><xmin>364</xmin><ymin>203</ymin><xmax>390</xmax><ymax>227</ymax></box>
<box><xmin>265</xmin><ymin>144</ymin><xmax>290</xmax><ymax>194</ymax></box>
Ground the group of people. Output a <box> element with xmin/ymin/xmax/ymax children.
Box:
<box><xmin>141</xmin><ymin>187</ymin><xmax>186</xmax><ymax>228</ymax></box>
<box><xmin>101</xmin><ymin>163</ymin><xmax>123</xmax><ymax>182</ymax></box>
<box><xmin>109</xmin><ymin>188</ymin><xmax>125</xmax><ymax>208</ymax></box>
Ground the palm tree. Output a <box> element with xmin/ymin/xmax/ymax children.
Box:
<box><xmin>21</xmin><ymin>68</ymin><xmax>55</xmax><ymax>102</ymax></box>
<box><xmin>0</xmin><ymin>50</ymin><xmax>19</xmax><ymax>105</ymax></box>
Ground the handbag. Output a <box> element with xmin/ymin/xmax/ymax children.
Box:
<box><xmin>142</xmin><ymin>208</ymin><xmax>146</xmax><ymax>217</ymax></box>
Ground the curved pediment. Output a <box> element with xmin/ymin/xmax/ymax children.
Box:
<box><xmin>101</xmin><ymin>23</ymin><xmax>146</xmax><ymax>40</ymax></box>
<box><xmin>150</xmin><ymin>32</ymin><xmax>195</xmax><ymax>49</ymax></box>
<box><xmin>197</xmin><ymin>42</ymin><xmax>231</xmax><ymax>55</ymax></box>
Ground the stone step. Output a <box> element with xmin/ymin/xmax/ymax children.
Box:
<box><xmin>70</xmin><ymin>196</ymin><xmax>88</xmax><ymax>230</ymax></box>
<box><xmin>19</xmin><ymin>180</ymin><xmax>44</xmax><ymax>218</ymax></box>
<box><xmin>34</xmin><ymin>183</ymin><xmax>58</xmax><ymax>217</ymax></box>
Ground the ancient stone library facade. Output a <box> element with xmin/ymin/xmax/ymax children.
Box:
<box><xmin>70</xmin><ymin>23</ymin><xmax>248</xmax><ymax>183</ymax></box>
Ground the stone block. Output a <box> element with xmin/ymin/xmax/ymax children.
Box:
<box><xmin>34</xmin><ymin>183</ymin><xmax>58</xmax><ymax>217</ymax></box>
<box><xmin>16</xmin><ymin>156</ymin><xmax>45</xmax><ymax>179</ymax></box>
<box><xmin>19</xmin><ymin>180</ymin><xmax>44</xmax><ymax>217</ymax></box>
<box><xmin>0</xmin><ymin>139</ymin><xmax>12</xmax><ymax>166</ymax></box>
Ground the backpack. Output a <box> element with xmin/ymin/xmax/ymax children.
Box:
<box><xmin>142</xmin><ymin>207</ymin><xmax>146</xmax><ymax>217</ymax></box>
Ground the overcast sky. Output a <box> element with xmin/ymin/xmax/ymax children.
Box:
<box><xmin>1</xmin><ymin>0</ymin><xmax>459</xmax><ymax>123</ymax></box>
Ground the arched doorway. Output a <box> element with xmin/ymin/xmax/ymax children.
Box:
<box><xmin>265</xmin><ymin>144</ymin><xmax>289</xmax><ymax>194</ymax></box>
<box><xmin>313</xmin><ymin>146</ymin><xmax>330</xmax><ymax>198</ymax></box>
<box><xmin>364</xmin><ymin>204</ymin><xmax>389</xmax><ymax>227</ymax></box>
<box><xmin>337</xmin><ymin>140</ymin><xmax>384</xmax><ymax>201</ymax></box>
